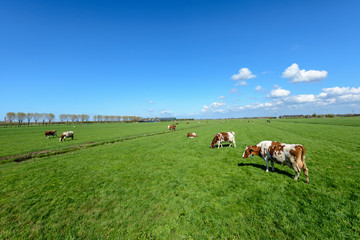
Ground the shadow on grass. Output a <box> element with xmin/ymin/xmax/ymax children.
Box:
<box><xmin>237</xmin><ymin>163</ymin><xmax>293</xmax><ymax>178</ymax></box>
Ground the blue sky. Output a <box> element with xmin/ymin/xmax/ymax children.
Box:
<box><xmin>1</xmin><ymin>0</ymin><xmax>360</xmax><ymax>120</ymax></box>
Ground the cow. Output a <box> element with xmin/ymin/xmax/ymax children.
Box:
<box><xmin>242</xmin><ymin>141</ymin><xmax>309</xmax><ymax>183</ymax></box>
<box><xmin>168</xmin><ymin>125</ymin><xmax>176</xmax><ymax>131</ymax></box>
<box><xmin>210</xmin><ymin>131</ymin><xmax>236</xmax><ymax>149</ymax></box>
<box><xmin>187</xmin><ymin>133</ymin><xmax>198</xmax><ymax>138</ymax></box>
<box><xmin>45</xmin><ymin>130</ymin><xmax>57</xmax><ymax>138</ymax></box>
<box><xmin>267</xmin><ymin>120</ymin><xmax>271</xmax><ymax>123</ymax></box>
<box><xmin>59</xmin><ymin>131</ymin><xmax>74</xmax><ymax>142</ymax></box>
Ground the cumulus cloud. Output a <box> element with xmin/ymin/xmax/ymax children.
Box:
<box><xmin>201</xmin><ymin>101</ymin><xmax>226</xmax><ymax>112</ymax></box>
<box><xmin>222</xmin><ymin>85</ymin><xmax>360</xmax><ymax>115</ymax></box>
<box><xmin>320</xmin><ymin>86</ymin><xmax>360</xmax><ymax>97</ymax></box>
<box><xmin>268</xmin><ymin>87</ymin><xmax>291</xmax><ymax>97</ymax></box>
<box><xmin>282</xmin><ymin>63</ymin><xmax>328</xmax><ymax>83</ymax></box>
<box><xmin>285</xmin><ymin>94</ymin><xmax>316</xmax><ymax>103</ymax></box>
<box><xmin>231</xmin><ymin>68</ymin><xmax>256</xmax><ymax>81</ymax></box>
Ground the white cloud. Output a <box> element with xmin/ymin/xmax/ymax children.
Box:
<box><xmin>147</xmin><ymin>108</ymin><xmax>153</xmax><ymax>112</ymax></box>
<box><xmin>201</xmin><ymin>101</ymin><xmax>226</xmax><ymax>112</ymax></box>
<box><xmin>215</xmin><ymin>85</ymin><xmax>360</xmax><ymax>116</ymax></box>
<box><xmin>235</xmin><ymin>80</ymin><xmax>248</xmax><ymax>86</ymax></box>
<box><xmin>217</xmin><ymin>96</ymin><xmax>225</xmax><ymax>99</ymax></box>
<box><xmin>161</xmin><ymin>110</ymin><xmax>172</xmax><ymax>114</ymax></box>
<box><xmin>255</xmin><ymin>85</ymin><xmax>263</xmax><ymax>91</ymax></box>
<box><xmin>282</xmin><ymin>63</ymin><xmax>328</xmax><ymax>83</ymax></box>
<box><xmin>285</xmin><ymin>94</ymin><xmax>316</xmax><ymax>103</ymax></box>
<box><xmin>268</xmin><ymin>87</ymin><xmax>291</xmax><ymax>97</ymax></box>
<box><xmin>320</xmin><ymin>86</ymin><xmax>360</xmax><ymax>97</ymax></box>
<box><xmin>231</xmin><ymin>68</ymin><xmax>256</xmax><ymax>80</ymax></box>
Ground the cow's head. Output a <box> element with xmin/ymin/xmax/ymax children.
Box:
<box><xmin>242</xmin><ymin>145</ymin><xmax>255</xmax><ymax>159</ymax></box>
<box><xmin>210</xmin><ymin>135</ymin><xmax>218</xmax><ymax>148</ymax></box>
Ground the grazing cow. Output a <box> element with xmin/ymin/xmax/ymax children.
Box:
<box><xmin>59</xmin><ymin>131</ymin><xmax>74</xmax><ymax>142</ymax></box>
<box><xmin>267</xmin><ymin>120</ymin><xmax>271</xmax><ymax>123</ymax></box>
<box><xmin>210</xmin><ymin>131</ymin><xmax>236</xmax><ymax>149</ymax></box>
<box><xmin>168</xmin><ymin>125</ymin><xmax>176</xmax><ymax>131</ymax></box>
<box><xmin>242</xmin><ymin>141</ymin><xmax>309</xmax><ymax>183</ymax></box>
<box><xmin>187</xmin><ymin>133</ymin><xmax>198</xmax><ymax>138</ymax></box>
<box><xmin>45</xmin><ymin>130</ymin><xmax>57</xmax><ymax>138</ymax></box>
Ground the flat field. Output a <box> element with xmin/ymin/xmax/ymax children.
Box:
<box><xmin>0</xmin><ymin>118</ymin><xmax>359</xmax><ymax>239</ymax></box>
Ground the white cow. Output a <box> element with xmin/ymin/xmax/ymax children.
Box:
<box><xmin>210</xmin><ymin>131</ymin><xmax>236</xmax><ymax>148</ymax></box>
<box><xmin>59</xmin><ymin>131</ymin><xmax>74</xmax><ymax>142</ymax></box>
<box><xmin>242</xmin><ymin>141</ymin><xmax>309</xmax><ymax>183</ymax></box>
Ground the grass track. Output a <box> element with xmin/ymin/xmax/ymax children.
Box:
<box><xmin>0</xmin><ymin>118</ymin><xmax>359</xmax><ymax>239</ymax></box>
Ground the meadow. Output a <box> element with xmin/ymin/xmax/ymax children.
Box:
<box><xmin>0</xmin><ymin>118</ymin><xmax>359</xmax><ymax>239</ymax></box>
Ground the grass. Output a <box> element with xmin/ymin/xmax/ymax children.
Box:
<box><xmin>0</xmin><ymin>118</ymin><xmax>359</xmax><ymax>239</ymax></box>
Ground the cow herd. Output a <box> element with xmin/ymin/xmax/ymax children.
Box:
<box><xmin>44</xmin><ymin>130</ymin><xmax>74</xmax><ymax>142</ymax></box>
<box><xmin>43</xmin><ymin>122</ymin><xmax>309</xmax><ymax>183</ymax></box>
<box><xmin>186</xmin><ymin>129</ymin><xmax>309</xmax><ymax>184</ymax></box>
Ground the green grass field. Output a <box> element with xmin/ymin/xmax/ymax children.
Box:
<box><xmin>1</xmin><ymin>118</ymin><xmax>359</xmax><ymax>239</ymax></box>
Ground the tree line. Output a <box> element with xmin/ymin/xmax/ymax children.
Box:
<box><xmin>4</xmin><ymin>112</ymin><xmax>143</xmax><ymax>126</ymax></box>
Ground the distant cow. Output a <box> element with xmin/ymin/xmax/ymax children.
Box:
<box><xmin>211</xmin><ymin>131</ymin><xmax>236</xmax><ymax>149</ymax></box>
<box><xmin>187</xmin><ymin>133</ymin><xmax>198</xmax><ymax>138</ymax></box>
<box><xmin>168</xmin><ymin>125</ymin><xmax>176</xmax><ymax>131</ymax></box>
<box><xmin>45</xmin><ymin>130</ymin><xmax>57</xmax><ymax>138</ymax></box>
<box><xmin>59</xmin><ymin>131</ymin><xmax>74</xmax><ymax>142</ymax></box>
<box><xmin>242</xmin><ymin>141</ymin><xmax>309</xmax><ymax>183</ymax></box>
<box><xmin>267</xmin><ymin>120</ymin><xmax>271</xmax><ymax>123</ymax></box>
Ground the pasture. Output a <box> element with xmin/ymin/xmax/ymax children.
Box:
<box><xmin>0</xmin><ymin>118</ymin><xmax>359</xmax><ymax>239</ymax></box>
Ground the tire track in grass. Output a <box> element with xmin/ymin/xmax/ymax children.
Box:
<box><xmin>0</xmin><ymin>124</ymin><xmax>210</xmax><ymax>164</ymax></box>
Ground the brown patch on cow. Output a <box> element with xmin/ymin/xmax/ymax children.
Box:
<box><xmin>220</xmin><ymin>132</ymin><xmax>230</xmax><ymax>142</ymax></box>
<box><xmin>269</xmin><ymin>141</ymin><xmax>284</xmax><ymax>157</ymax></box>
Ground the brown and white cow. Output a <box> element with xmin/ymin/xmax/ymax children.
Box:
<box><xmin>168</xmin><ymin>124</ymin><xmax>176</xmax><ymax>131</ymax></box>
<box><xmin>187</xmin><ymin>133</ymin><xmax>198</xmax><ymax>138</ymax></box>
<box><xmin>59</xmin><ymin>131</ymin><xmax>74</xmax><ymax>142</ymax></box>
<box><xmin>210</xmin><ymin>131</ymin><xmax>236</xmax><ymax>148</ymax></box>
<box><xmin>242</xmin><ymin>141</ymin><xmax>309</xmax><ymax>183</ymax></box>
<box><xmin>45</xmin><ymin>130</ymin><xmax>57</xmax><ymax>138</ymax></box>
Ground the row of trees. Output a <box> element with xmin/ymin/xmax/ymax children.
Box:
<box><xmin>6</xmin><ymin>112</ymin><xmax>55</xmax><ymax>126</ymax></box>
<box><xmin>4</xmin><ymin>112</ymin><xmax>143</xmax><ymax>126</ymax></box>
<box><xmin>93</xmin><ymin>115</ymin><xmax>142</xmax><ymax>122</ymax></box>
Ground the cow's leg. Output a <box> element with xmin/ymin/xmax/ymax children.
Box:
<box><xmin>271</xmin><ymin>160</ymin><xmax>275</xmax><ymax>172</ymax></box>
<box><xmin>302</xmin><ymin>159</ymin><xmax>309</xmax><ymax>184</ymax></box>
<box><xmin>233</xmin><ymin>140</ymin><xmax>236</xmax><ymax>148</ymax></box>
<box><xmin>291</xmin><ymin>159</ymin><xmax>301</xmax><ymax>181</ymax></box>
<box><xmin>264</xmin><ymin>158</ymin><xmax>269</xmax><ymax>172</ymax></box>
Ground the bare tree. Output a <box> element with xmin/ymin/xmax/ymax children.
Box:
<box><xmin>26</xmin><ymin>113</ymin><xmax>33</xmax><ymax>126</ymax></box>
<box><xmin>6</xmin><ymin>112</ymin><xmax>16</xmax><ymax>126</ymax></box>
<box><xmin>59</xmin><ymin>114</ymin><xmax>67</xmax><ymax>124</ymax></box>
<box><xmin>46</xmin><ymin>113</ymin><xmax>55</xmax><ymax>124</ymax></box>
<box><xmin>16</xmin><ymin>112</ymin><xmax>26</xmax><ymax>126</ymax></box>
<box><xmin>98</xmin><ymin>115</ymin><xmax>103</xmax><ymax>123</ymax></box>
<box><xmin>116</xmin><ymin>116</ymin><xmax>122</xmax><ymax>122</ymax></box>
<box><xmin>80</xmin><ymin>114</ymin><xmax>89</xmax><ymax>122</ymax></box>
<box><xmin>93</xmin><ymin>115</ymin><xmax>97</xmax><ymax>122</ymax></box>
<box><xmin>40</xmin><ymin>113</ymin><xmax>46</xmax><ymax>126</ymax></box>
<box><xmin>71</xmin><ymin>114</ymin><xmax>78</xmax><ymax>124</ymax></box>
<box><xmin>33</xmin><ymin>113</ymin><xmax>41</xmax><ymax>125</ymax></box>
